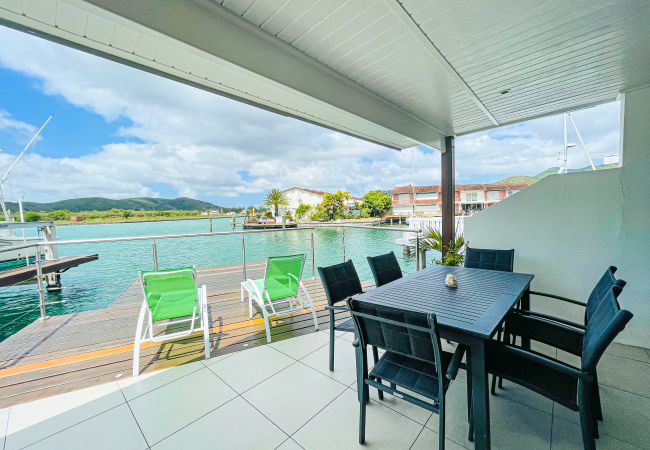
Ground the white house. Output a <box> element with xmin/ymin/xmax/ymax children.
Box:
<box><xmin>281</xmin><ymin>187</ymin><xmax>361</xmax><ymax>216</ymax></box>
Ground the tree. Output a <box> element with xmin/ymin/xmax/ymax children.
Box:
<box><xmin>121</xmin><ymin>210</ymin><xmax>133</xmax><ymax>219</ymax></box>
<box><xmin>263</xmin><ymin>189</ymin><xmax>289</xmax><ymax>217</ymax></box>
<box><xmin>295</xmin><ymin>203</ymin><xmax>312</xmax><ymax>220</ymax></box>
<box><xmin>312</xmin><ymin>190</ymin><xmax>350</xmax><ymax>221</ymax></box>
<box><xmin>360</xmin><ymin>190</ymin><xmax>391</xmax><ymax>217</ymax></box>
<box><xmin>23</xmin><ymin>211</ymin><xmax>42</xmax><ymax>222</ymax></box>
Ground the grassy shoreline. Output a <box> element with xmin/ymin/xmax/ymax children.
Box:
<box><xmin>52</xmin><ymin>215</ymin><xmax>245</xmax><ymax>226</ymax></box>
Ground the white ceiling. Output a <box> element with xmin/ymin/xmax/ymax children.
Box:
<box><xmin>1</xmin><ymin>0</ymin><xmax>648</xmax><ymax>151</ymax></box>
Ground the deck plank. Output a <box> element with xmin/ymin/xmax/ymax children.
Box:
<box><xmin>0</xmin><ymin>261</ymin><xmax>369</xmax><ymax>408</ymax></box>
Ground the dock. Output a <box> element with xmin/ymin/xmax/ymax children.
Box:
<box><xmin>0</xmin><ymin>254</ymin><xmax>99</xmax><ymax>288</ymax></box>
<box><xmin>0</xmin><ymin>261</ymin><xmax>367</xmax><ymax>408</ymax></box>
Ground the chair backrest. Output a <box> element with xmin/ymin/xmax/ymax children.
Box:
<box><xmin>263</xmin><ymin>254</ymin><xmax>305</xmax><ymax>301</ymax></box>
<box><xmin>367</xmin><ymin>251</ymin><xmax>403</xmax><ymax>287</ymax></box>
<box><xmin>140</xmin><ymin>267</ymin><xmax>198</xmax><ymax>321</ymax></box>
<box><xmin>347</xmin><ymin>298</ymin><xmax>445</xmax><ymax>371</ymax></box>
<box><xmin>585</xmin><ymin>266</ymin><xmax>626</xmax><ymax>324</ymax></box>
<box><xmin>464</xmin><ymin>247</ymin><xmax>515</xmax><ymax>272</ymax></box>
<box><xmin>581</xmin><ymin>285</ymin><xmax>633</xmax><ymax>373</ymax></box>
<box><xmin>318</xmin><ymin>260</ymin><xmax>363</xmax><ymax>306</ymax></box>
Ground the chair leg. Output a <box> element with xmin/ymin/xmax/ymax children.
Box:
<box><xmin>359</xmin><ymin>381</ymin><xmax>367</xmax><ymax>444</ymax></box>
<box><xmin>579</xmin><ymin>383</ymin><xmax>597</xmax><ymax>450</ymax></box>
<box><xmin>594</xmin><ymin>373</ymin><xmax>603</xmax><ymax>421</ymax></box>
<box><xmin>329</xmin><ymin>310</ymin><xmax>336</xmax><ymax>372</ymax></box>
<box><xmin>439</xmin><ymin>404</ymin><xmax>446</xmax><ymax>450</ymax></box>
<box><xmin>262</xmin><ymin>311</ymin><xmax>272</xmax><ymax>344</ymax></box>
<box><xmin>466</xmin><ymin>353</ymin><xmax>474</xmax><ymax>442</ymax></box>
<box><xmin>132</xmin><ymin>339</ymin><xmax>141</xmax><ymax>377</ymax></box>
<box><xmin>372</xmin><ymin>346</ymin><xmax>384</xmax><ymax>400</ymax></box>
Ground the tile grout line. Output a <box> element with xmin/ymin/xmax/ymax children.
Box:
<box><xmin>144</xmin><ymin>393</ymin><xmax>243</xmax><ymax>448</ymax></box>
<box><xmin>549</xmin><ymin>401</ymin><xmax>555</xmax><ymax>450</ymax></box>
<box><xmin>274</xmin><ymin>437</ymin><xmax>305</xmax><ymax>450</ymax></box>
<box><xmin>2</xmin><ymin>408</ymin><xmax>10</xmax><ymax>450</ymax></box>
<box><xmin>288</xmin><ymin>386</ymin><xmax>351</xmax><ymax>440</ymax></box>
<box><xmin>408</xmin><ymin>424</ymin><xmax>426</xmax><ymax>450</ymax></box>
<box><xmin>17</xmin><ymin>400</ymin><xmax>126</xmax><ymax>450</ymax></box>
<box><xmin>205</xmin><ymin>367</ymin><xmax>294</xmax><ymax>447</ymax></box>
<box><xmin>119</xmin><ymin>386</ymin><xmax>151</xmax><ymax>449</ymax></box>
<box><xmin>121</xmin><ymin>362</ymin><xmax>205</xmax><ymax>402</ymax></box>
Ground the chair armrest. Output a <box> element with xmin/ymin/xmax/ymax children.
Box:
<box><xmin>497</xmin><ymin>343</ymin><xmax>592</xmax><ymax>381</ymax></box>
<box><xmin>513</xmin><ymin>310</ymin><xmax>585</xmax><ymax>331</ymax></box>
<box><xmin>446</xmin><ymin>344</ymin><xmax>467</xmax><ymax>380</ymax></box>
<box><xmin>326</xmin><ymin>305</ymin><xmax>349</xmax><ymax>312</ymax></box>
<box><xmin>506</xmin><ymin>312</ymin><xmax>584</xmax><ymax>355</ymax></box>
<box><xmin>529</xmin><ymin>290</ymin><xmax>587</xmax><ymax>307</ymax></box>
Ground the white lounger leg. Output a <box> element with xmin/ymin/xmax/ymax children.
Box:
<box><xmin>299</xmin><ymin>282</ymin><xmax>319</xmax><ymax>331</ymax></box>
<box><xmin>132</xmin><ymin>300</ymin><xmax>148</xmax><ymax>377</ymax></box>
<box><xmin>201</xmin><ymin>285</ymin><xmax>210</xmax><ymax>359</ymax></box>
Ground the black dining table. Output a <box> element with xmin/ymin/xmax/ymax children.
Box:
<box><xmin>353</xmin><ymin>264</ymin><xmax>534</xmax><ymax>450</ymax></box>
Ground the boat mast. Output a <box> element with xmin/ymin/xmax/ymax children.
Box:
<box><xmin>0</xmin><ymin>115</ymin><xmax>53</xmax><ymax>221</ymax></box>
<box><xmin>558</xmin><ymin>112</ymin><xmax>595</xmax><ymax>174</ymax></box>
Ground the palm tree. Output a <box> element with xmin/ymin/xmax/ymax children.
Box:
<box><xmin>264</xmin><ymin>189</ymin><xmax>289</xmax><ymax>217</ymax></box>
<box><xmin>414</xmin><ymin>226</ymin><xmax>466</xmax><ymax>266</ymax></box>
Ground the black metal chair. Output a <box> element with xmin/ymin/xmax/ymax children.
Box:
<box><xmin>367</xmin><ymin>251</ymin><xmax>403</xmax><ymax>287</ymax></box>
<box><xmin>464</xmin><ymin>246</ymin><xmax>515</xmax><ymax>272</ymax></box>
<box><xmin>347</xmin><ymin>298</ymin><xmax>467</xmax><ymax>450</ymax></box>
<box><xmin>500</xmin><ymin>266</ymin><xmax>626</xmax><ymax>414</ymax></box>
<box><xmin>318</xmin><ymin>260</ymin><xmax>381</xmax><ymax>383</ymax></box>
<box><xmin>481</xmin><ymin>286</ymin><xmax>633</xmax><ymax>450</ymax></box>
<box><xmin>463</xmin><ymin>246</ymin><xmax>515</xmax><ymax>392</ymax></box>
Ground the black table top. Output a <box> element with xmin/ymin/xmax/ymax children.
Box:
<box><xmin>354</xmin><ymin>265</ymin><xmax>534</xmax><ymax>339</ymax></box>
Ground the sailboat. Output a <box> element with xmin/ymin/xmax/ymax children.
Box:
<box><xmin>0</xmin><ymin>116</ymin><xmax>55</xmax><ymax>270</ymax></box>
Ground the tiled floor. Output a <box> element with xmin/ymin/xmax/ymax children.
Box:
<box><xmin>1</xmin><ymin>331</ymin><xmax>648</xmax><ymax>450</ymax></box>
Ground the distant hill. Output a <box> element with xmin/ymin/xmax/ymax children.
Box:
<box><xmin>498</xmin><ymin>164</ymin><xmax>618</xmax><ymax>185</ymax></box>
<box><xmin>5</xmin><ymin>197</ymin><xmax>225</xmax><ymax>213</ymax></box>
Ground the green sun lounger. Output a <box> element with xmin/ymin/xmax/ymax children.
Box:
<box><xmin>240</xmin><ymin>254</ymin><xmax>318</xmax><ymax>343</ymax></box>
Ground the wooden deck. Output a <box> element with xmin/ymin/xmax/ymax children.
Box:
<box><xmin>0</xmin><ymin>261</ymin><xmax>365</xmax><ymax>408</ymax></box>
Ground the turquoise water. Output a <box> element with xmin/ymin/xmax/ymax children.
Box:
<box><xmin>0</xmin><ymin>218</ymin><xmax>422</xmax><ymax>340</ymax></box>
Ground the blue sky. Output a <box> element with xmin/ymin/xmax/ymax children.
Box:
<box><xmin>0</xmin><ymin>26</ymin><xmax>621</xmax><ymax>207</ymax></box>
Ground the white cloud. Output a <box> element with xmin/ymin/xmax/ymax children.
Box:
<box><xmin>0</xmin><ymin>27</ymin><xmax>621</xmax><ymax>205</ymax></box>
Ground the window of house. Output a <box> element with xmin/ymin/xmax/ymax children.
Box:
<box><xmin>396</xmin><ymin>193</ymin><xmax>410</xmax><ymax>201</ymax></box>
<box><xmin>487</xmin><ymin>191</ymin><xmax>501</xmax><ymax>201</ymax></box>
<box><xmin>416</xmin><ymin>192</ymin><xmax>438</xmax><ymax>200</ymax></box>
<box><xmin>464</xmin><ymin>192</ymin><xmax>478</xmax><ymax>202</ymax></box>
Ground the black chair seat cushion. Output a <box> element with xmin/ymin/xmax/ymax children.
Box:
<box><xmin>485</xmin><ymin>341</ymin><xmax>579</xmax><ymax>410</ymax></box>
<box><xmin>370</xmin><ymin>350</ymin><xmax>454</xmax><ymax>401</ymax></box>
<box><xmin>335</xmin><ymin>318</ymin><xmax>355</xmax><ymax>333</ymax></box>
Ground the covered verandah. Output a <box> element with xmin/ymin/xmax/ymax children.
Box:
<box><xmin>0</xmin><ymin>1</ymin><xmax>648</xmax><ymax>449</ymax></box>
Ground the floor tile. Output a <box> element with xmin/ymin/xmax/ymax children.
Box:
<box><xmin>208</xmin><ymin>345</ymin><xmax>295</xmax><ymax>393</ymax></box>
<box><xmin>202</xmin><ymin>351</ymin><xmax>236</xmax><ymax>367</ymax></box>
<box><xmin>551</xmin><ymin>416</ymin><xmax>642</xmax><ymax>450</ymax></box>
<box><xmin>243</xmin><ymin>363</ymin><xmax>346</xmax><ymax>435</ymax></box>
<box><xmin>4</xmin><ymin>381</ymin><xmax>124</xmax><ymax>450</ymax></box>
<box><xmin>371</xmin><ymin>389</ymin><xmax>433</xmax><ymax>425</ymax></box>
<box><xmin>275</xmin><ymin>437</ymin><xmax>304</xmax><ymax>450</ymax></box>
<box><xmin>119</xmin><ymin>360</ymin><xmax>204</xmax><ymax>401</ymax></box>
<box><xmin>425</xmin><ymin>381</ymin><xmax>552</xmax><ymax>450</ymax></box>
<box><xmin>490</xmin><ymin>378</ymin><xmax>553</xmax><ymax>413</ymax></box>
<box><xmin>293</xmin><ymin>389</ymin><xmax>423</xmax><ymax>450</ymax></box>
<box><xmin>557</xmin><ymin>351</ymin><xmax>650</xmax><ymax>397</ymax></box>
<box><xmin>553</xmin><ymin>384</ymin><xmax>650</xmax><ymax>448</ymax></box>
<box><xmin>300</xmin><ymin>337</ymin><xmax>359</xmax><ymax>385</ymax></box>
<box><xmin>270</xmin><ymin>332</ymin><xmax>330</xmax><ymax>360</ymax></box>
<box><xmin>319</xmin><ymin>329</ymin><xmax>346</xmax><ymax>339</ymax></box>
<box><xmin>25</xmin><ymin>404</ymin><xmax>147</xmax><ymax>450</ymax></box>
<box><xmin>410</xmin><ymin>427</ymin><xmax>470</xmax><ymax>450</ymax></box>
<box><xmin>128</xmin><ymin>367</ymin><xmax>237</xmax><ymax>445</ymax></box>
<box><xmin>152</xmin><ymin>397</ymin><xmax>287</xmax><ymax>450</ymax></box>
<box><xmin>0</xmin><ymin>407</ymin><xmax>9</xmax><ymax>449</ymax></box>
<box><xmin>604</xmin><ymin>342</ymin><xmax>650</xmax><ymax>363</ymax></box>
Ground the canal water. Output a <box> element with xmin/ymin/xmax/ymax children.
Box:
<box><xmin>0</xmin><ymin>218</ymin><xmax>426</xmax><ymax>340</ymax></box>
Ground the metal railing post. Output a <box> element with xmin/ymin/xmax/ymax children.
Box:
<box><xmin>415</xmin><ymin>233</ymin><xmax>421</xmax><ymax>271</ymax></box>
<box><xmin>342</xmin><ymin>229</ymin><xmax>346</xmax><ymax>262</ymax></box>
<box><xmin>242</xmin><ymin>236</ymin><xmax>247</xmax><ymax>281</ymax></box>
<box><xmin>35</xmin><ymin>246</ymin><xmax>48</xmax><ymax>321</ymax></box>
<box><xmin>152</xmin><ymin>240</ymin><xmax>159</xmax><ymax>270</ymax></box>
<box><xmin>311</xmin><ymin>231</ymin><xmax>315</xmax><ymax>278</ymax></box>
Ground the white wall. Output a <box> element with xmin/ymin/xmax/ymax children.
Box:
<box><xmin>465</xmin><ymin>86</ymin><xmax>650</xmax><ymax>348</ymax></box>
